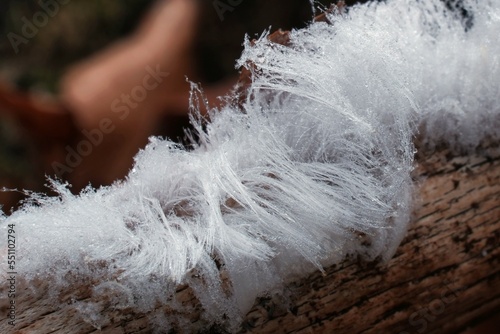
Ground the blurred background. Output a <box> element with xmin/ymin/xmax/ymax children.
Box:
<box><xmin>0</xmin><ymin>0</ymin><xmax>337</xmax><ymax>211</ymax></box>
<box><xmin>0</xmin><ymin>0</ymin><xmax>152</xmax><ymax>209</ymax></box>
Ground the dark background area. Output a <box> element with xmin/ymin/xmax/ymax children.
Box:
<box><xmin>0</xmin><ymin>0</ymin><xmax>346</xmax><ymax>210</ymax></box>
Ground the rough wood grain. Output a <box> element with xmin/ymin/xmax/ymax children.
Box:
<box><xmin>241</xmin><ymin>140</ymin><xmax>500</xmax><ymax>334</ymax></box>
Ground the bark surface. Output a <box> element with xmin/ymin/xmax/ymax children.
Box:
<box><xmin>241</xmin><ymin>140</ymin><xmax>500</xmax><ymax>334</ymax></box>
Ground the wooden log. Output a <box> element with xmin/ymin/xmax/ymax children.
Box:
<box><xmin>1</xmin><ymin>137</ymin><xmax>498</xmax><ymax>334</ymax></box>
<box><xmin>241</xmin><ymin>140</ymin><xmax>500</xmax><ymax>334</ymax></box>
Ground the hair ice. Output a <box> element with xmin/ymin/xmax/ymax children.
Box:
<box><xmin>1</xmin><ymin>0</ymin><xmax>499</xmax><ymax>331</ymax></box>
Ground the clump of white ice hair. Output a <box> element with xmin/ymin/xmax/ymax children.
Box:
<box><xmin>368</xmin><ymin>0</ymin><xmax>500</xmax><ymax>151</ymax></box>
<box><xmin>1</xmin><ymin>0</ymin><xmax>499</xmax><ymax>331</ymax></box>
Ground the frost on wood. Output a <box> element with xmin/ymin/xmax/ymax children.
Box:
<box><xmin>1</xmin><ymin>0</ymin><xmax>500</xmax><ymax>331</ymax></box>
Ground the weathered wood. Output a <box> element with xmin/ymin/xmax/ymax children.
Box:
<box><xmin>1</xmin><ymin>138</ymin><xmax>498</xmax><ymax>334</ymax></box>
<box><xmin>241</xmin><ymin>141</ymin><xmax>500</xmax><ymax>334</ymax></box>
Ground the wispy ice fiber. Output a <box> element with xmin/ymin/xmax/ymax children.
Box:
<box><xmin>1</xmin><ymin>0</ymin><xmax>499</xmax><ymax>331</ymax></box>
